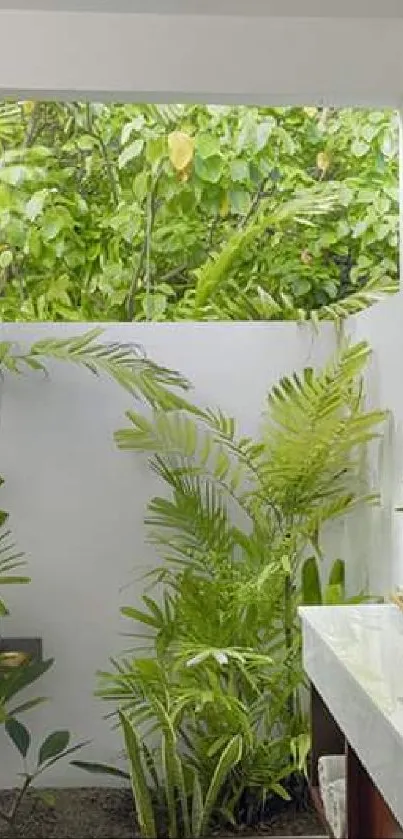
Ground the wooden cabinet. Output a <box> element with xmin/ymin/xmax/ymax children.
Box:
<box><xmin>310</xmin><ymin>684</ymin><xmax>403</xmax><ymax>839</ymax></box>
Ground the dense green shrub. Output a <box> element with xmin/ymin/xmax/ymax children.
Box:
<box><xmin>0</xmin><ymin>103</ymin><xmax>398</xmax><ymax>321</ymax></box>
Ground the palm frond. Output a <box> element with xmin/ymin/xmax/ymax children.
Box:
<box><xmin>261</xmin><ymin>341</ymin><xmax>386</xmax><ymax>514</ymax></box>
<box><xmin>191</xmin><ymin>183</ymin><xmax>343</xmax><ymax>314</ymax></box>
<box><xmin>0</xmin><ymin>102</ymin><xmax>23</xmax><ymax>146</ymax></box>
<box><xmin>5</xmin><ymin>329</ymin><xmax>192</xmax><ymax>412</ymax></box>
<box><xmin>0</xmin><ymin>510</ymin><xmax>29</xmax><ymax>616</ymax></box>
<box><xmin>146</xmin><ymin>462</ymin><xmax>233</xmax><ymax>569</ymax></box>
<box><xmin>315</xmin><ymin>274</ymin><xmax>398</xmax><ymax>322</ymax></box>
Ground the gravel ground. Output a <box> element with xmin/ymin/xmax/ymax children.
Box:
<box><xmin>0</xmin><ymin>788</ymin><xmax>325</xmax><ymax>838</ymax></box>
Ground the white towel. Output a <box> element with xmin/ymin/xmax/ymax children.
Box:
<box><xmin>318</xmin><ymin>754</ymin><xmax>346</xmax><ymax>787</ymax></box>
<box><xmin>318</xmin><ymin>754</ymin><xmax>346</xmax><ymax>823</ymax></box>
<box><xmin>327</xmin><ymin>777</ymin><xmax>346</xmax><ymax>839</ymax></box>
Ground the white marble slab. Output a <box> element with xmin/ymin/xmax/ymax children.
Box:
<box><xmin>299</xmin><ymin>604</ymin><xmax>403</xmax><ymax>828</ymax></box>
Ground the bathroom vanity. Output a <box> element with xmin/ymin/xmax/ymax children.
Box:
<box><xmin>299</xmin><ymin>604</ymin><xmax>403</xmax><ymax>839</ymax></box>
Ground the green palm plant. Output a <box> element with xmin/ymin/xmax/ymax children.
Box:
<box><xmin>76</xmin><ymin>340</ymin><xmax>385</xmax><ymax>836</ymax></box>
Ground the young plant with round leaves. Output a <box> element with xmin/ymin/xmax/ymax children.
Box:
<box><xmin>0</xmin><ymin>722</ymin><xmax>87</xmax><ymax>833</ymax></box>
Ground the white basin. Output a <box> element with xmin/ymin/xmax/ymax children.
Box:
<box><xmin>299</xmin><ymin>604</ymin><xmax>403</xmax><ymax>828</ymax></box>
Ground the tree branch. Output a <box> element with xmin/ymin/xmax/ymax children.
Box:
<box><xmin>239</xmin><ymin>177</ymin><xmax>272</xmax><ymax>230</ymax></box>
<box><xmin>126</xmin><ymin>170</ymin><xmax>161</xmax><ymax>321</ymax></box>
<box><xmin>84</xmin><ymin>104</ymin><xmax>120</xmax><ymax>208</ymax></box>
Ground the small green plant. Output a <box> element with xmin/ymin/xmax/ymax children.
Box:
<box><xmin>0</xmin><ymin>724</ymin><xmax>86</xmax><ymax>835</ymax></box>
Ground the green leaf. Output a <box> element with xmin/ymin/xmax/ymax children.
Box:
<box><xmin>141</xmin><ymin>293</ymin><xmax>167</xmax><ymax>320</ymax></box>
<box><xmin>121</xmin><ymin>117</ymin><xmax>145</xmax><ymax>146</ymax></box>
<box><xmin>192</xmin><ymin>772</ymin><xmax>203</xmax><ymax>838</ymax></box>
<box><xmin>256</xmin><ymin>118</ymin><xmax>275</xmax><ymax>150</ymax></box>
<box><xmin>196</xmin><ymin>735</ymin><xmax>242</xmax><ymax>837</ymax></box>
<box><xmin>195</xmin><ymin>154</ymin><xmax>223</xmax><ymax>184</ymax></box>
<box><xmin>161</xmin><ymin>734</ymin><xmax>177</xmax><ymax>839</ymax></box>
<box><xmin>0</xmin><ymin>575</ymin><xmax>30</xmax><ymax>585</ymax></box>
<box><xmin>230</xmin><ymin>159</ymin><xmax>250</xmax><ymax>183</ymax></box>
<box><xmin>271</xmin><ymin>782</ymin><xmax>291</xmax><ymax>800</ymax></box>
<box><xmin>38</xmin><ymin>730</ymin><xmax>70</xmax><ymax>766</ymax></box>
<box><xmin>38</xmin><ymin>740</ymin><xmax>89</xmax><ymax>771</ymax></box>
<box><xmin>324</xmin><ymin>583</ymin><xmax>344</xmax><ymax>604</ymax></box>
<box><xmin>40</xmin><ymin>211</ymin><xmax>64</xmax><ymax>241</ymax></box>
<box><xmin>8</xmin><ymin>696</ymin><xmax>47</xmax><ymax>716</ymax></box>
<box><xmin>328</xmin><ymin>558</ymin><xmax>345</xmax><ymax>589</ymax></box>
<box><xmin>146</xmin><ymin>136</ymin><xmax>166</xmax><ymax>166</ymax></box>
<box><xmin>72</xmin><ymin>760</ymin><xmax>130</xmax><ymax>780</ymax></box>
<box><xmin>0</xmin><ymin>658</ymin><xmax>54</xmax><ymax>703</ymax></box>
<box><xmin>25</xmin><ymin>191</ymin><xmax>47</xmax><ymax>221</ymax></box>
<box><xmin>134</xmin><ymin>171</ymin><xmax>149</xmax><ymax>202</ymax></box>
<box><xmin>196</xmin><ymin>134</ymin><xmax>221</xmax><ymax>159</ymax></box>
<box><xmin>351</xmin><ymin>139</ymin><xmax>370</xmax><ymax>157</ymax></box>
<box><xmin>6</xmin><ymin>718</ymin><xmax>31</xmax><ymax>758</ymax></box>
<box><xmin>118</xmin><ymin>139</ymin><xmax>144</xmax><ymax>169</ymax></box>
<box><xmin>0</xmin><ymin>165</ymin><xmax>27</xmax><ymax>186</ymax></box>
<box><xmin>33</xmin><ymin>790</ymin><xmax>56</xmax><ymax>807</ymax></box>
<box><xmin>121</xmin><ymin>605</ymin><xmax>160</xmax><ymax>628</ymax></box>
<box><xmin>302</xmin><ymin>557</ymin><xmax>322</xmax><ymax>605</ymax></box>
<box><xmin>0</xmin><ymin>250</ymin><xmax>13</xmax><ymax>269</ymax></box>
<box><xmin>229</xmin><ymin>189</ymin><xmax>251</xmax><ymax>215</ymax></box>
<box><xmin>119</xmin><ymin>711</ymin><xmax>156</xmax><ymax>839</ymax></box>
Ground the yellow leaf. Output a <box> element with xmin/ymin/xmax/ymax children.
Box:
<box><xmin>178</xmin><ymin>162</ymin><xmax>192</xmax><ymax>183</ymax></box>
<box><xmin>316</xmin><ymin>151</ymin><xmax>330</xmax><ymax>173</ymax></box>
<box><xmin>22</xmin><ymin>101</ymin><xmax>35</xmax><ymax>116</ymax></box>
<box><xmin>168</xmin><ymin>131</ymin><xmax>195</xmax><ymax>173</ymax></box>
<box><xmin>304</xmin><ymin>107</ymin><xmax>317</xmax><ymax>118</ymax></box>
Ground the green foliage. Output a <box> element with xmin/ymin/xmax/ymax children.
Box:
<box><xmin>77</xmin><ymin>340</ymin><xmax>385</xmax><ymax>837</ymax></box>
<box><xmin>0</xmin><ymin>722</ymin><xmax>86</xmax><ymax>832</ymax></box>
<box><xmin>0</xmin><ymin>103</ymin><xmax>398</xmax><ymax>321</ymax></box>
<box><xmin>0</xmin><ymin>512</ymin><xmax>30</xmax><ymax>618</ymax></box>
<box><xmin>0</xmin><ymin>327</ymin><xmax>191</xmax><ymax>412</ymax></box>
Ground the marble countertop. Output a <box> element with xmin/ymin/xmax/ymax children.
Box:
<box><xmin>299</xmin><ymin>604</ymin><xmax>403</xmax><ymax>827</ymax></box>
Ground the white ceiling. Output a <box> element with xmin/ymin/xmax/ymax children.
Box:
<box><xmin>0</xmin><ymin>7</ymin><xmax>402</xmax><ymax>106</ymax></box>
<box><xmin>1</xmin><ymin>0</ymin><xmax>403</xmax><ymax>15</ymax></box>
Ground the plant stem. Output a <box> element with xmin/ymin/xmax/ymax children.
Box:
<box><xmin>0</xmin><ymin>776</ymin><xmax>33</xmax><ymax>836</ymax></box>
<box><xmin>0</xmin><ymin>807</ymin><xmax>12</xmax><ymax>825</ymax></box>
<box><xmin>84</xmin><ymin>104</ymin><xmax>120</xmax><ymax>208</ymax></box>
<box><xmin>283</xmin><ymin>533</ymin><xmax>296</xmax><ymax>724</ymax></box>
<box><xmin>126</xmin><ymin>170</ymin><xmax>161</xmax><ymax>321</ymax></box>
<box><xmin>9</xmin><ymin>775</ymin><xmax>32</xmax><ymax>825</ymax></box>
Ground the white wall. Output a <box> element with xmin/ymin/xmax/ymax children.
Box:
<box><xmin>0</xmin><ymin>321</ymin><xmax>335</xmax><ymax>787</ymax></box>
<box><xmin>0</xmin><ymin>10</ymin><xmax>403</xmax><ymax>107</ymax></box>
<box><xmin>345</xmin><ymin>298</ymin><xmax>403</xmax><ymax>594</ymax></box>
